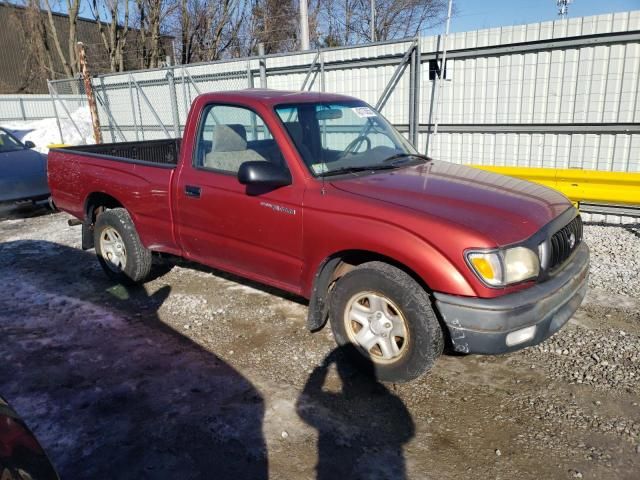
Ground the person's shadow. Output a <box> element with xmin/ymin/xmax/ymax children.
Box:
<box><xmin>0</xmin><ymin>240</ymin><xmax>267</xmax><ymax>479</ymax></box>
<box><xmin>297</xmin><ymin>345</ymin><xmax>415</xmax><ymax>480</ymax></box>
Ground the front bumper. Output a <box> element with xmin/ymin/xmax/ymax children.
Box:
<box><xmin>434</xmin><ymin>242</ymin><xmax>590</xmax><ymax>354</ymax></box>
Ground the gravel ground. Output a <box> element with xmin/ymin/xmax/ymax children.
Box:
<box><xmin>0</xmin><ymin>208</ymin><xmax>638</xmax><ymax>479</ymax></box>
<box><xmin>584</xmin><ymin>224</ymin><xmax>640</xmax><ymax>298</ymax></box>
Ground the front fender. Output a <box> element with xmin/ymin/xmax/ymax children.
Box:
<box><xmin>301</xmin><ymin>209</ymin><xmax>478</xmax><ymax>300</ymax></box>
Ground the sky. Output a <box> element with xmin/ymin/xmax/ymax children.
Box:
<box><xmin>428</xmin><ymin>0</ymin><xmax>640</xmax><ymax>34</ymax></box>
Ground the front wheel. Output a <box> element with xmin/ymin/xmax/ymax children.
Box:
<box><xmin>94</xmin><ymin>208</ymin><xmax>152</xmax><ymax>284</ymax></box>
<box><xmin>329</xmin><ymin>261</ymin><xmax>444</xmax><ymax>383</ymax></box>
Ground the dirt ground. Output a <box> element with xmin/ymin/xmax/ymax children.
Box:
<box><xmin>0</xmin><ymin>206</ymin><xmax>638</xmax><ymax>479</ymax></box>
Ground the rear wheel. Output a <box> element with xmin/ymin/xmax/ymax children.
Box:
<box><xmin>329</xmin><ymin>261</ymin><xmax>444</xmax><ymax>383</ymax></box>
<box><xmin>94</xmin><ymin>208</ymin><xmax>152</xmax><ymax>284</ymax></box>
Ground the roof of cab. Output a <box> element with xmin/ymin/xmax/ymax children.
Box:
<box><xmin>195</xmin><ymin>89</ymin><xmax>360</xmax><ymax>107</ymax></box>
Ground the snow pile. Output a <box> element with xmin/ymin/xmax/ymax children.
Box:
<box><xmin>2</xmin><ymin>106</ymin><xmax>96</xmax><ymax>153</ymax></box>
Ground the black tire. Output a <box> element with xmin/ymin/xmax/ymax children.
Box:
<box><xmin>94</xmin><ymin>208</ymin><xmax>152</xmax><ymax>284</ymax></box>
<box><xmin>329</xmin><ymin>261</ymin><xmax>444</xmax><ymax>383</ymax></box>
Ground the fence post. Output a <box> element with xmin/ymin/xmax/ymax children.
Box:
<box><xmin>320</xmin><ymin>51</ymin><xmax>325</xmax><ymax>92</ymax></box>
<box><xmin>128</xmin><ymin>76</ymin><xmax>139</xmax><ymax>141</ymax></box>
<box><xmin>166</xmin><ymin>67</ymin><xmax>181</xmax><ymax>138</ymax></box>
<box><xmin>18</xmin><ymin>98</ymin><xmax>26</xmax><ymax>120</ymax></box>
<box><xmin>47</xmin><ymin>80</ymin><xmax>65</xmax><ymax>144</ymax></box>
<box><xmin>77</xmin><ymin>42</ymin><xmax>103</xmax><ymax>144</ymax></box>
<box><xmin>181</xmin><ymin>67</ymin><xmax>190</xmax><ymax>118</ymax></box>
<box><xmin>258</xmin><ymin>43</ymin><xmax>267</xmax><ymax>88</ymax></box>
<box><xmin>99</xmin><ymin>77</ymin><xmax>115</xmax><ymax>142</ymax></box>
<box><xmin>247</xmin><ymin>62</ymin><xmax>254</xmax><ymax>88</ymax></box>
<box><xmin>408</xmin><ymin>37</ymin><xmax>421</xmax><ymax>147</ymax></box>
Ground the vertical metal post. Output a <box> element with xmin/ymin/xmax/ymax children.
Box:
<box><xmin>77</xmin><ymin>42</ymin><xmax>103</xmax><ymax>144</ymax></box>
<box><xmin>320</xmin><ymin>51</ymin><xmax>325</xmax><ymax>92</ymax></box>
<box><xmin>19</xmin><ymin>98</ymin><xmax>26</xmax><ymax>120</ymax></box>
<box><xmin>258</xmin><ymin>43</ymin><xmax>267</xmax><ymax>88</ymax></box>
<box><xmin>414</xmin><ymin>40</ymin><xmax>421</xmax><ymax>148</ymax></box>
<box><xmin>48</xmin><ymin>80</ymin><xmax>64</xmax><ymax>144</ymax></box>
<box><xmin>409</xmin><ymin>43</ymin><xmax>416</xmax><ymax>145</ymax></box>
<box><xmin>247</xmin><ymin>62</ymin><xmax>254</xmax><ymax>88</ymax></box>
<box><xmin>408</xmin><ymin>38</ymin><xmax>421</xmax><ymax>147</ymax></box>
<box><xmin>136</xmin><ymin>86</ymin><xmax>145</xmax><ymax>141</ymax></box>
<box><xmin>99</xmin><ymin>77</ymin><xmax>115</xmax><ymax>142</ymax></box>
<box><xmin>166</xmin><ymin>67</ymin><xmax>181</xmax><ymax>137</ymax></box>
<box><xmin>181</xmin><ymin>68</ymin><xmax>189</xmax><ymax>122</ymax></box>
<box><xmin>247</xmin><ymin>62</ymin><xmax>258</xmax><ymax>140</ymax></box>
<box><xmin>128</xmin><ymin>75</ymin><xmax>139</xmax><ymax>141</ymax></box>
<box><xmin>300</xmin><ymin>0</ymin><xmax>310</xmax><ymax>50</ymax></box>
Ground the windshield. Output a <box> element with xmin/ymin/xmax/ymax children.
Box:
<box><xmin>0</xmin><ymin>129</ymin><xmax>25</xmax><ymax>153</ymax></box>
<box><xmin>275</xmin><ymin>101</ymin><xmax>420</xmax><ymax>176</ymax></box>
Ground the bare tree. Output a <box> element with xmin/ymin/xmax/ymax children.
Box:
<box><xmin>318</xmin><ymin>0</ymin><xmax>449</xmax><ymax>46</ymax></box>
<box><xmin>91</xmin><ymin>0</ymin><xmax>130</xmax><ymax>72</ymax></box>
<box><xmin>178</xmin><ymin>0</ymin><xmax>243</xmax><ymax>64</ymax></box>
<box><xmin>248</xmin><ymin>0</ymin><xmax>298</xmax><ymax>54</ymax></box>
<box><xmin>41</xmin><ymin>0</ymin><xmax>81</xmax><ymax>77</ymax></box>
<box><xmin>134</xmin><ymin>0</ymin><xmax>174</xmax><ymax>68</ymax></box>
<box><xmin>20</xmin><ymin>1</ymin><xmax>57</xmax><ymax>84</ymax></box>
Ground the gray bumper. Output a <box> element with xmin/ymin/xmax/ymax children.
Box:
<box><xmin>434</xmin><ymin>242</ymin><xmax>590</xmax><ymax>354</ymax></box>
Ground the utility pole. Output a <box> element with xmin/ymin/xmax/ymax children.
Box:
<box><xmin>76</xmin><ymin>42</ymin><xmax>102</xmax><ymax>144</ymax></box>
<box><xmin>258</xmin><ymin>43</ymin><xmax>267</xmax><ymax>88</ymax></box>
<box><xmin>370</xmin><ymin>0</ymin><xmax>376</xmax><ymax>42</ymax></box>
<box><xmin>557</xmin><ymin>0</ymin><xmax>572</xmax><ymax>18</ymax></box>
<box><xmin>300</xmin><ymin>0</ymin><xmax>310</xmax><ymax>50</ymax></box>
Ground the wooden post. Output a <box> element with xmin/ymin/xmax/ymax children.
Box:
<box><xmin>77</xmin><ymin>42</ymin><xmax>103</xmax><ymax>144</ymax></box>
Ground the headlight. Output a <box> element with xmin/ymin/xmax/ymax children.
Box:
<box><xmin>467</xmin><ymin>246</ymin><xmax>539</xmax><ymax>287</ymax></box>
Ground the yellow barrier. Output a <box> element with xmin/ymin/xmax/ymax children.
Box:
<box><xmin>46</xmin><ymin>143</ymin><xmax>69</xmax><ymax>149</ymax></box>
<box><xmin>472</xmin><ymin>166</ymin><xmax>640</xmax><ymax>207</ymax></box>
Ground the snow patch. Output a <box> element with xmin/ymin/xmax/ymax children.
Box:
<box><xmin>3</xmin><ymin>107</ymin><xmax>95</xmax><ymax>152</ymax></box>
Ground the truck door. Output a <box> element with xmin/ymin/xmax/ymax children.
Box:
<box><xmin>174</xmin><ymin>103</ymin><xmax>304</xmax><ymax>293</ymax></box>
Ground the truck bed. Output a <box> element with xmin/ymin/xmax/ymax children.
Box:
<box><xmin>62</xmin><ymin>139</ymin><xmax>181</xmax><ymax>167</ymax></box>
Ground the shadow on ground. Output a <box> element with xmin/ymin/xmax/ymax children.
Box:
<box><xmin>0</xmin><ymin>240</ymin><xmax>268</xmax><ymax>479</ymax></box>
<box><xmin>0</xmin><ymin>202</ymin><xmax>54</xmax><ymax>221</ymax></box>
<box><xmin>297</xmin><ymin>345</ymin><xmax>414</xmax><ymax>479</ymax></box>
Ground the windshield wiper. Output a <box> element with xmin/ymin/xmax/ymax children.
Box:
<box><xmin>382</xmin><ymin>152</ymin><xmax>432</xmax><ymax>164</ymax></box>
<box><xmin>319</xmin><ymin>164</ymin><xmax>398</xmax><ymax>177</ymax></box>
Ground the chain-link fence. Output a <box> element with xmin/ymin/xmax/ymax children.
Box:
<box><xmin>47</xmin><ymin>78</ymin><xmax>94</xmax><ymax>145</ymax></box>
<box><xmin>94</xmin><ymin>67</ymin><xmax>251</xmax><ymax>143</ymax></box>
<box><xmin>0</xmin><ymin>95</ymin><xmax>61</xmax><ymax>121</ymax></box>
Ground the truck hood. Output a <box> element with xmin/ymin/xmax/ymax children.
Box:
<box><xmin>331</xmin><ymin>161</ymin><xmax>571</xmax><ymax>246</ymax></box>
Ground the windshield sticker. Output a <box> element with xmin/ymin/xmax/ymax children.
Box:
<box><xmin>311</xmin><ymin>163</ymin><xmax>329</xmax><ymax>174</ymax></box>
<box><xmin>351</xmin><ymin>107</ymin><xmax>377</xmax><ymax>118</ymax></box>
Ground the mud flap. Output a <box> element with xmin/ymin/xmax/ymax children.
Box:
<box><xmin>307</xmin><ymin>257</ymin><xmax>342</xmax><ymax>331</ymax></box>
<box><xmin>82</xmin><ymin>220</ymin><xmax>94</xmax><ymax>250</ymax></box>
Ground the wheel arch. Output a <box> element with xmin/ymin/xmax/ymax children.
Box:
<box><xmin>81</xmin><ymin>192</ymin><xmax>125</xmax><ymax>250</ymax></box>
<box><xmin>306</xmin><ymin>249</ymin><xmax>432</xmax><ymax>332</ymax></box>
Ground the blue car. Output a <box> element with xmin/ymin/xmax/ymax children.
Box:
<box><xmin>0</xmin><ymin>128</ymin><xmax>49</xmax><ymax>203</ymax></box>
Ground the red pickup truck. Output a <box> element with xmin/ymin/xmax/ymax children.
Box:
<box><xmin>48</xmin><ymin>89</ymin><xmax>589</xmax><ymax>382</ymax></box>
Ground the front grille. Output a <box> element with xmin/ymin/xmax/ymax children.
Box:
<box><xmin>549</xmin><ymin>215</ymin><xmax>583</xmax><ymax>270</ymax></box>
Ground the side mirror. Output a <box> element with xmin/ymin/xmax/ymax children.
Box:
<box><xmin>238</xmin><ymin>161</ymin><xmax>291</xmax><ymax>188</ymax></box>
<box><xmin>24</xmin><ymin>141</ymin><xmax>35</xmax><ymax>149</ymax></box>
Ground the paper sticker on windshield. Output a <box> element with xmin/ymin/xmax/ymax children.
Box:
<box><xmin>311</xmin><ymin>163</ymin><xmax>329</xmax><ymax>174</ymax></box>
<box><xmin>352</xmin><ymin>107</ymin><xmax>377</xmax><ymax>118</ymax></box>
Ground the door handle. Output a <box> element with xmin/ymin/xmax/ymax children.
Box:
<box><xmin>185</xmin><ymin>185</ymin><xmax>201</xmax><ymax>198</ymax></box>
